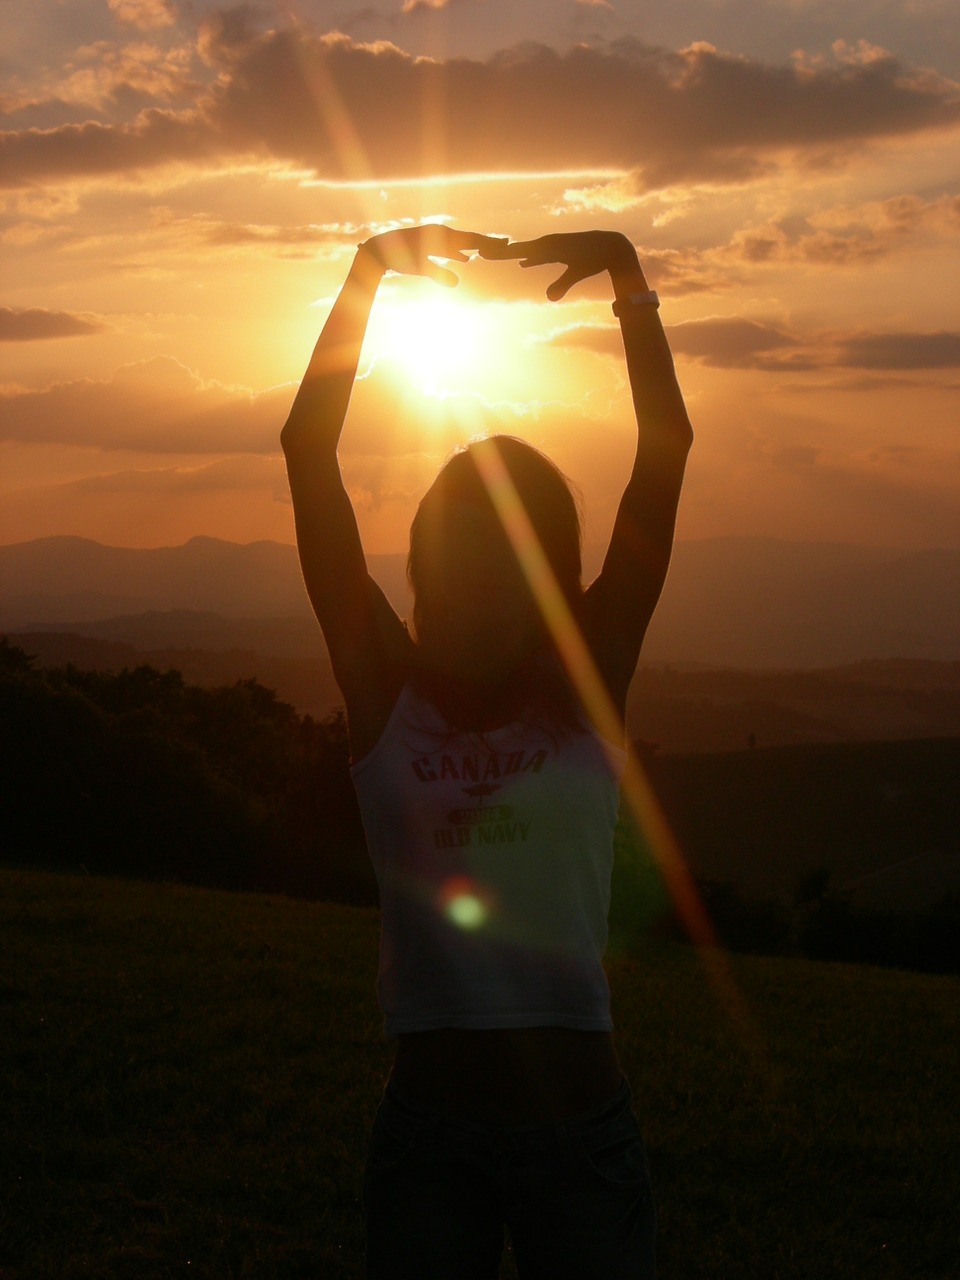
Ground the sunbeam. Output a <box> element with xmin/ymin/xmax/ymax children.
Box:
<box><xmin>470</xmin><ymin>437</ymin><xmax>765</xmax><ymax>1057</ymax></box>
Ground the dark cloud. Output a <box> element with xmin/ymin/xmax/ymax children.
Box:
<box><xmin>546</xmin><ymin>315</ymin><xmax>960</xmax><ymax>375</ymax></box>
<box><xmin>197</xmin><ymin>5</ymin><xmax>274</xmax><ymax>69</ymax></box>
<box><xmin>0</xmin><ymin>109</ymin><xmax>214</xmax><ymax>186</ymax></box>
<box><xmin>3</xmin><ymin>33</ymin><xmax>958</xmax><ymax>188</ymax></box>
<box><xmin>837</xmin><ymin>331</ymin><xmax>960</xmax><ymax>370</ymax></box>
<box><xmin>553</xmin><ymin>314</ymin><xmax>824</xmax><ymax>371</ymax></box>
<box><xmin>0</xmin><ymin>96</ymin><xmax>86</xmax><ymax>132</ymax></box>
<box><xmin>0</xmin><ymin>307</ymin><xmax>106</xmax><ymax>341</ymax></box>
<box><xmin>665</xmin><ymin>317</ymin><xmax>796</xmax><ymax>367</ymax></box>
<box><xmin>209</xmin><ymin>34</ymin><xmax>959</xmax><ymax>186</ymax></box>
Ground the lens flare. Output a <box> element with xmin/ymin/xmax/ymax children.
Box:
<box><xmin>469</xmin><ymin>439</ymin><xmax>763</xmax><ymax>1055</ymax></box>
<box><xmin>441</xmin><ymin>876</ymin><xmax>490</xmax><ymax>930</ymax></box>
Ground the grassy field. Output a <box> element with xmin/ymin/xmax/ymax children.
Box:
<box><xmin>2</xmin><ymin>868</ymin><xmax>958</xmax><ymax>1279</ymax></box>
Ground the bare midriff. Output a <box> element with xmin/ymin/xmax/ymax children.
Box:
<box><xmin>389</xmin><ymin>1027</ymin><xmax>623</xmax><ymax>1125</ymax></box>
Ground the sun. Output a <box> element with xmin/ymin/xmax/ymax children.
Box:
<box><xmin>368</xmin><ymin>284</ymin><xmax>493</xmax><ymax>395</ymax></box>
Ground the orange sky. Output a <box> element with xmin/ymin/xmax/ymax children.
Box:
<box><xmin>1</xmin><ymin>1</ymin><xmax>958</xmax><ymax>555</ymax></box>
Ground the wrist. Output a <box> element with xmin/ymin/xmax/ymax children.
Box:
<box><xmin>612</xmin><ymin>290</ymin><xmax>660</xmax><ymax>320</ymax></box>
<box><xmin>352</xmin><ymin>241</ymin><xmax>387</xmax><ymax>285</ymax></box>
<box><xmin>604</xmin><ymin>235</ymin><xmax>645</xmax><ymax>292</ymax></box>
<box><xmin>610</xmin><ymin>263</ymin><xmax>649</xmax><ymax>299</ymax></box>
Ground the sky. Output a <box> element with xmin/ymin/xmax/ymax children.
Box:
<box><xmin>1</xmin><ymin>0</ymin><xmax>958</xmax><ymax>557</ymax></box>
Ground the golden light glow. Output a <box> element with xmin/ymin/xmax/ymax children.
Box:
<box><xmin>368</xmin><ymin>287</ymin><xmax>495</xmax><ymax>395</ymax></box>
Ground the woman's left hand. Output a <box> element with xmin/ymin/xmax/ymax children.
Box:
<box><xmin>479</xmin><ymin>230</ymin><xmax>643</xmax><ymax>300</ymax></box>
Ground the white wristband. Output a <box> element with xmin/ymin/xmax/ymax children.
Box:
<box><xmin>612</xmin><ymin>290</ymin><xmax>660</xmax><ymax>317</ymax></box>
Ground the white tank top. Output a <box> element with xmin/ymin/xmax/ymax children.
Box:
<box><xmin>350</xmin><ymin>681</ymin><xmax>627</xmax><ymax>1037</ymax></box>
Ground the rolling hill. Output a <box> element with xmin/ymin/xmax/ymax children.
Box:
<box><xmin>3</xmin><ymin>534</ymin><xmax>958</xmax><ymax>750</ymax></box>
<box><xmin>1</xmin><ymin>534</ymin><xmax>957</xmax><ymax>667</ymax></box>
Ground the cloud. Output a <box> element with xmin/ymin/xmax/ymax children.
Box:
<box><xmin>146</xmin><ymin>208</ymin><xmax>363</xmax><ymax>252</ymax></box>
<box><xmin>542</xmin><ymin>323</ymin><xmax>623</xmax><ymax>358</ymax></box>
<box><xmin>70</xmin><ymin>455</ymin><xmax>285</xmax><ymax>494</ymax></box>
<box><xmin>546</xmin><ymin>315</ymin><xmax>960</xmax><ymax>374</ymax></box>
<box><xmin>0</xmin><ymin>357</ymin><xmax>290</xmax><ymax>452</ymax></box>
<box><xmin>3</xmin><ymin>32</ymin><xmax>958</xmax><ymax>189</ymax></box>
<box><xmin>197</xmin><ymin>6</ymin><xmax>274</xmax><ymax>70</ymax></box>
<box><xmin>665</xmin><ymin>317</ymin><xmax>799</xmax><ymax>367</ymax></box>
<box><xmin>639</xmin><ymin>247</ymin><xmax>732</xmax><ymax>296</ymax></box>
<box><xmin>654</xmin><ymin>316</ymin><xmax>960</xmax><ymax>373</ymax></box>
<box><xmin>399</xmin><ymin>0</ymin><xmax>489</xmax><ymax>11</ymax></box>
<box><xmin>0</xmin><ymin>307</ymin><xmax>106</xmax><ymax>341</ymax></box>
<box><xmin>543</xmin><ymin>315</ymin><xmax>814</xmax><ymax>369</ymax></box>
<box><xmin>208</xmin><ymin>34</ymin><xmax>960</xmax><ymax>187</ymax></box>
<box><xmin>722</xmin><ymin>193</ymin><xmax>960</xmax><ymax>267</ymax></box>
<box><xmin>555</xmin><ymin>174</ymin><xmax>645</xmax><ymax>214</ymax></box>
<box><xmin>402</xmin><ymin>0</ymin><xmax>457</xmax><ymax>11</ymax></box>
<box><xmin>837</xmin><ymin>331</ymin><xmax>960</xmax><ymax>369</ymax></box>
<box><xmin>0</xmin><ymin>110</ymin><xmax>215</xmax><ymax>186</ymax></box>
<box><xmin>108</xmin><ymin>0</ymin><xmax>176</xmax><ymax>31</ymax></box>
<box><xmin>73</xmin><ymin>44</ymin><xmax>196</xmax><ymax>113</ymax></box>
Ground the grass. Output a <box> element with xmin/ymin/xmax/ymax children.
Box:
<box><xmin>2</xmin><ymin>868</ymin><xmax>958</xmax><ymax>1279</ymax></box>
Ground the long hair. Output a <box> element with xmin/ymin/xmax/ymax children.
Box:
<box><xmin>407</xmin><ymin>435</ymin><xmax>585</xmax><ymax>731</ymax></box>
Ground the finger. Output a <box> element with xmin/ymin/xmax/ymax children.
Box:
<box><xmin>421</xmin><ymin>227</ymin><xmax>492</xmax><ymax>260</ymax></box>
<box><xmin>423</xmin><ymin>264</ymin><xmax>459</xmax><ymax>287</ymax></box>
<box><xmin>422</xmin><ymin>235</ymin><xmax>484</xmax><ymax>263</ymax></box>
<box><xmin>456</xmin><ymin>231</ymin><xmax>507</xmax><ymax>252</ymax></box>
<box><xmin>545</xmin><ymin>266</ymin><xmax>584</xmax><ymax>301</ymax></box>
<box><xmin>480</xmin><ymin>238</ymin><xmax>540</xmax><ymax>261</ymax></box>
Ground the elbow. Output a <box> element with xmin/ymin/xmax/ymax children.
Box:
<box><xmin>280</xmin><ymin>415</ymin><xmax>299</xmax><ymax>458</ymax></box>
<box><xmin>674</xmin><ymin>408</ymin><xmax>694</xmax><ymax>455</ymax></box>
<box><xmin>280</xmin><ymin>411</ymin><xmax>315</xmax><ymax>463</ymax></box>
<box><xmin>667</xmin><ymin>412</ymin><xmax>694</xmax><ymax>459</ymax></box>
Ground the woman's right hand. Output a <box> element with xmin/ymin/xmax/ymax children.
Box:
<box><xmin>479</xmin><ymin>230</ymin><xmax>643</xmax><ymax>300</ymax></box>
<box><xmin>358</xmin><ymin>225</ymin><xmax>505</xmax><ymax>287</ymax></box>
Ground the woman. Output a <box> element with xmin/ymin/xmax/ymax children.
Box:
<box><xmin>281</xmin><ymin>225</ymin><xmax>693</xmax><ymax>1279</ymax></box>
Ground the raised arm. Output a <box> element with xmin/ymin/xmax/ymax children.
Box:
<box><xmin>281</xmin><ymin>225</ymin><xmax>498</xmax><ymax>749</ymax></box>
<box><xmin>481</xmin><ymin>231</ymin><xmax>694</xmax><ymax>714</ymax></box>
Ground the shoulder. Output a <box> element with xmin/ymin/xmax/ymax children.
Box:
<box><xmin>574</xmin><ymin>587</ymin><xmax>637</xmax><ymax>724</ymax></box>
<box><xmin>341</xmin><ymin>578</ymin><xmax>416</xmax><ymax>760</ymax></box>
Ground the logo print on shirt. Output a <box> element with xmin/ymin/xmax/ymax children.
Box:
<box><xmin>432</xmin><ymin>775</ymin><xmax>533</xmax><ymax>849</ymax></box>
<box><xmin>410</xmin><ymin>745</ymin><xmax>550</xmax><ymax>849</ymax></box>
<box><xmin>412</xmin><ymin>748</ymin><xmax>548</xmax><ymax>784</ymax></box>
<box><xmin>448</xmin><ymin>782</ymin><xmax>510</xmax><ymax>826</ymax></box>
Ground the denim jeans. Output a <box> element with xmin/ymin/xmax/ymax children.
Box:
<box><xmin>363</xmin><ymin>1076</ymin><xmax>656</xmax><ymax>1279</ymax></box>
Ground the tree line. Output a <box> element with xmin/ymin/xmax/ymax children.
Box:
<box><xmin>0</xmin><ymin>638</ymin><xmax>373</xmax><ymax>903</ymax></box>
<box><xmin>2</xmin><ymin>637</ymin><xmax>957</xmax><ymax>972</ymax></box>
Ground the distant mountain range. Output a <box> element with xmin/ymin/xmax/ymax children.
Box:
<box><xmin>2</xmin><ymin>534</ymin><xmax>957</xmax><ymax>751</ymax></box>
<box><xmin>2</xmin><ymin>534</ymin><xmax>956</xmax><ymax>668</ymax></box>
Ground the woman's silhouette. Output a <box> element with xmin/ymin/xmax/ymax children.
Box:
<box><xmin>282</xmin><ymin>225</ymin><xmax>693</xmax><ymax>1279</ymax></box>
